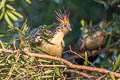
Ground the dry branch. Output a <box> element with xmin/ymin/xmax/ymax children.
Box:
<box><xmin>0</xmin><ymin>40</ymin><xmax>120</xmax><ymax>78</ymax></box>
<box><xmin>38</xmin><ymin>64</ymin><xmax>67</xmax><ymax>67</ymax></box>
<box><xmin>23</xmin><ymin>48</ymin><xmax>120</xmax><ymax>78</ymax></box>
<box><xmin>65</xmin><ymin>69</ymin><xmax>94</xmax><ymax>78</ymax></box>
<box><xmin>0</xmin><ymin>47</ymin><xmax>120</xmax><ymax>78</ymax></box>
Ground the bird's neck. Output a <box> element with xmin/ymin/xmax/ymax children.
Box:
<box><xmin>55</xmin><ymin>27</ymin><xmax>68</xmax><ymax>35</ymax></box>
<box><xmin>46</xmin><ymin>25</ymin><xmax>68</xmax><ymax>44</ymax></box>
<box><xmin>54</xmin><ymin>30</ymin><xmax>65</xmax><ymax>39</ymax></box>
<box><xmin>50</xmin><ymin>30</ymin><xmax>65</xmax><ymax>44</ymax></box>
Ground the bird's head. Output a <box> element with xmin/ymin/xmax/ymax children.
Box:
<box><xmin>55</xmin><ymin>9</ymin><xmax>71</xmax><ymax>34</ymax></box>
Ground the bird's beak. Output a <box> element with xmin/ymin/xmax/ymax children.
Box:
<box><xmin>68</xmin><ymin>27</ymin><xmax>72</xmax><ymax>31</ymax></box>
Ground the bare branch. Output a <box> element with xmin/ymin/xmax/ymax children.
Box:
<box><xmin>65</xmin><ymin>69</ymin><xmax>94</xmax><ymax>78</ymax></box>
<box><xmin>0</xmin><ymin>47</ymin><xmax>120</xmax><ymax>78</ymax></box>
<box><xmin>0</xmin><ymin>40</ymin><xmax>5</xmax><ymax>49</ymax></box>
<box><xmin>23</xmin><ymin>48</ymin><xmax>120</xmax><ymax>78</ymax></box>
<box><xmin>38</xmin><ymin>64</ymin><xmax>67</xmax><ymax>67</ymax></box>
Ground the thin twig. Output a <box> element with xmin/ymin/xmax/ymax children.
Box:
<box><xmin>0</xmin><ymin>68</ymin><xmax>9</xmax><ymax>72</ymax></box>
<box><xmin>65</xmin><ymin>69</ymin><xmax>94</xmax><ymax>78</ymax></box>
<box><xmin>6</xmin><ymin>52</ymin><xmax>21</xmax><ymax>80</ymax></box>
<box><xmin>13</xmin><ymin>40</ymin><xmax>17</xmax><ymax>50</ymax></box>
<box><xmin>38</xmin><ymin>64</ymin><xmax>67</xmax><ymax>67</ymax></box>
<box><xmin>0</xmin><ymin>48</ymin><xmax>20</xmax><ymax>53</ymax></box>
<box><xmin>96</xmin><ymin>74</ymin><xmax>106</xmax><ymax>80</ymax></box>
<box><xmin>69</xmin><ymin>45</ymin><xmax>95</xmax><ymax>67</ymax></box>
<box><xmin>101</xmin><ymin>39</ymin><xmax>120</xmax><ymax>52</ymax></box>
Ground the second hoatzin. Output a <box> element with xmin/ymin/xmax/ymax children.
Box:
<box><xmin>79</xmin><ymin>26</ymin><xmax>105</xmax><ymax>50</ymax></box>
<box><xmin>73</xmin><ymin>22</ymin><xmax>105</xmax><ymax>56</ymax></box>
<box><xmin>30</xmin><ymin>9</ymin><xmax>71</xmax><ymax>57</ymax></box>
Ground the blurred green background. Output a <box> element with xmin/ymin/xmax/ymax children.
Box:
<box><xmin>0</xmin><ymin>0</ymin><xmax>119</xmax><ymax>45</ymax></box>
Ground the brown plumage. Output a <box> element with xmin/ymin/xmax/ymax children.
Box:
<box><xmin>73</xmin><ymin>25</ymin><xmax>105</xmax><ymax>55</ymax></box>
<box><xmin>81</xmin><ymin>30</ymin><xmax>105</xmax><ymax>50</ymax></box>
<box><xmin>31</xmin><ymin>9</ymin><xmax>71</xmax><ymax>57</ymax></box>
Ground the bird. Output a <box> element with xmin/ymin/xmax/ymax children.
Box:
<box><xmin>72</xmin><ymin>21</ymin><xmax>106</xmax><ymax>56</ymax></box>
<box><xmin>69</xmin><ymin>21</ymin><xmax>106</xmax><ymax>65</ymax></box>
<box><xmin>79</xmin><ymin>26</ymin><xmax>105</xmax><ymax>50</ymax></box>
<box><xmin>30</xmin><ymin>9</ymin><xmax>71</xmax><ymax>57</ymax></box>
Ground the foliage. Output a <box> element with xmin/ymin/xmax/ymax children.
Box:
<box><xmin>0</xmin><ymin>18</ymin><xmax>66</xmax><ymax>79</ymax></box>
<box><xmin>0</xmin><ymin>0</ymin><xmax>65</xmax><ymax>79</ymax></box>
<box><xmin>0</xmin><ymin>0</ymin><xmax>120</xmax><ymax>79</ymax></box>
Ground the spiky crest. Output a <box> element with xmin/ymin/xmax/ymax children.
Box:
<box><xmin>55</xmin><ymin>8</ymin><xmax>70</xmax><ymax>27</ymax></box>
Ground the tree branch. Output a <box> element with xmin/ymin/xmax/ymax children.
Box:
<box><xmin>23</xmin><ymin>48</ymin><xmax>120</xmax><ymax>78</ymax></box>
<box><xmin>65</xmin><ymin>69</ymin><xmax>94</xmax><ymax>78</ymax></box>
<box><xmin>0</xmin><ymin>47</ymin><xmax>120</xmax><ymax>78</ymax></box>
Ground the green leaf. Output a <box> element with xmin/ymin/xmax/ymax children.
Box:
<box><xmin>84</xmin><ymin>51</ymin><xmax>88</xmax><ymax>65</ymax></box>
<box><xmin>26</xmin><ymin>0</ymin><xmax>32</xmax><ymax>4</ymax></box>
<box><xmin>113</xmin><ymin>55</ymin><xmax>120</xmax><ymax>71</ymax></box>
<box><xmin>0</xmin><ymin>11</ymin><xmax>4</xmax><ymax>20</ymax></box>
<box><xmin>44</xmin><ymin>70</ymin><xmax>53</xmax><ymax>74</ymax></box>
<box><xmin>0</xmin><ymin>8</ymin><xmax>5</xmax><ymax>20</ymax></box>
<box><xmin>0</xmin><ymin>34</ymin><xmax>10</xmax><ymax>37</ymax></box>
<box><xmin>21</xmin><ymin>20</ymin><xmax>29</xmax><ymax>34</ymax></box>
<box><xmin>0</xmin><ymin>0</ymin><xmax>6</xmax><ymax>9</ymax></box>
<box><xmin>63</xmin><ymin>67</ymin><xmax>67</xmax><ymax>72</ymax></box>
<box><xmin>14</xmin><ymin>67</ymin><xmax>21</xmax><ymax>74</ymax></box>
<box><xmin>55</xmin><ymin>67</ymin><xmax>60</xmax><ymax>76</ymax></box>
<box><xmin>94</xmin><ymin>0</ymin><xmax>106</xmax><ymax>5</ymax></box>
<box><xmin>4</xmin><ymin>13</ymin><xmax>14</xmax><ymax>27</ymax></box>
<box><xmin>6</xmin><ymin>10</ymin><xmax>18</xmax><ymax>21</ymax></box>
<box><xmin>21</xmin><ymin>19</ymin><xmax>27</xmax><ymax>30</ymax></box>
<box><xmin>23</xmin><ymin>24</ymin><xmax>29</xmax><ymax>34</ymax></box>
<box><xmin>42</xmin><ymin>24</ymin><xmax>54</xmax><ymax>31</ymax></box>
<box><xmin>40</xmin><ymin>34</ymin><xmax>53</xmax><ymax>39</ymax></box>
<box><xmin>57</xmin><ymin>78</ymin><xmax>61</xmax><ymax>80</ymax></box>
<box><xmin>0</xmin><ymin>63</ymin><xmax>6</xmax><ymax>66</ymax></box>
<box><xmin>29</xmin><ymin>56</ymin><xmax>35</xmax><ymax>63</ymax></box>
<box><xmin>6</xmin><ymin>4</ymin><xmax>16</xmax><ymax>10</ymax></box>
<box><xmin>38</xmin><ymin>76</ymin><xmax>53</xmax><ymax>78</ymax></box>
<box><xmin>11</xmin><ymin>10</ymin><xmax>23</xmax><ymax>18</ymax></box>
<box><xmin>32</xmin><ymin>47</ymin><xmax>48</xmax><ymax>54</ymax></box>
<box><xmin>89</xmin><ymin>20</ymin><xmax>92</xmax><ymax>29</ymax></box>
<box><xmin>80</xmin><ymin>19</ymin><xmax>85</xmax><ymax>27</ymax></box>
<box><xmin>38</xmin><ymin>59</ymin><xmax>52</xmax><ymax>63</ymax></box>
<box><xmin>20</xmin><ymin>21</ymin><xmax>29</xmax><ymax>34</ymax></box>
<box><xmin>20</xmin><ymin>43</ymin><xmax>30</xmax><ymax>48</ymax></box>
<box><xmin>8</xmin><ymin>65</ymin><xmax>14</xmax><ymax>76</ymax></box>
<box><xmin>109</xmin><ymin>72</ymin><xmax>115</xmax><ymax>80</ymax></box>
<box><xmin>39</xmin><ymin>36</ymin><xmax>54</xmax><ymax>45</ymax></box>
